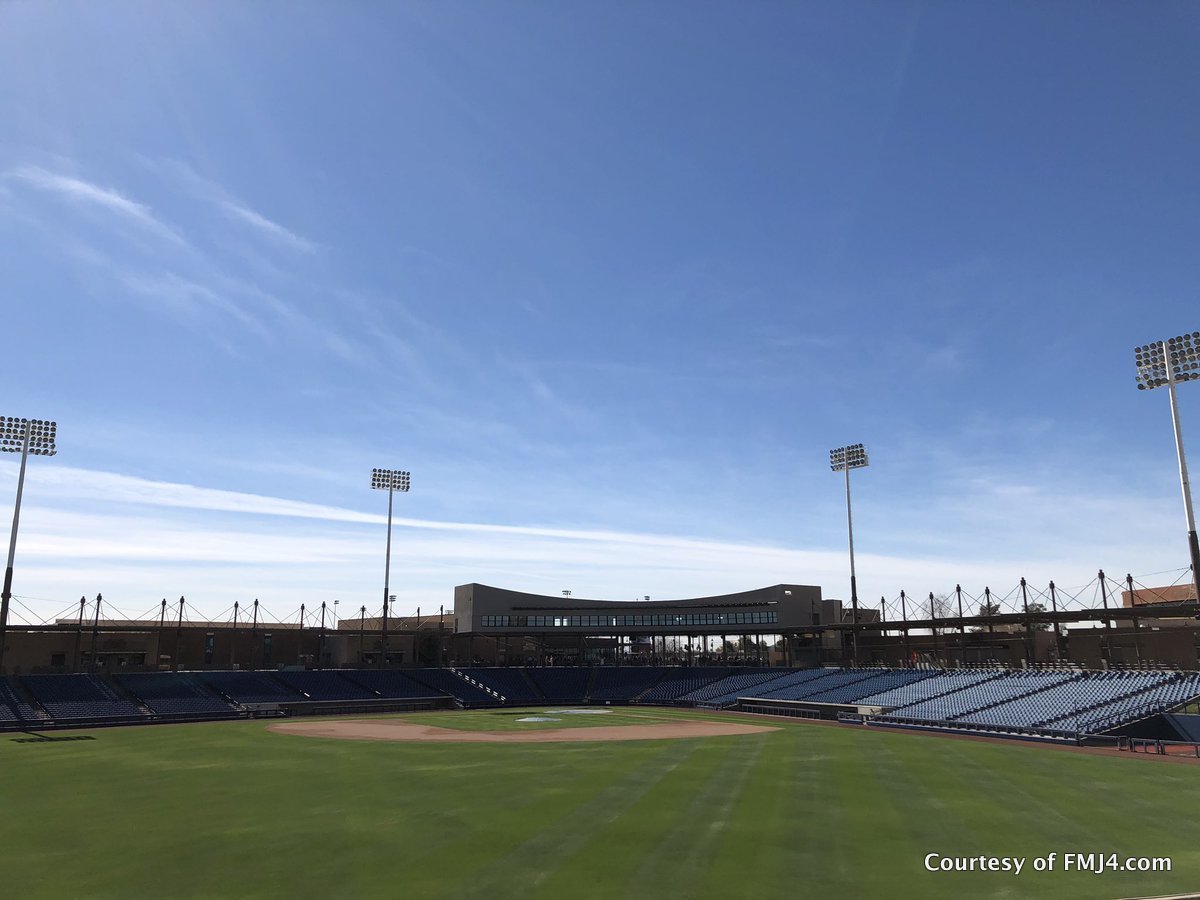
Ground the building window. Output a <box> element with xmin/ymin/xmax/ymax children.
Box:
<box><xmin>478</xmin><ymin>609</ymin><xmax>777</xmax><ymax>629</ymax></box>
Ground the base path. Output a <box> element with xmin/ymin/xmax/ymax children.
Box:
<box><xmin>269</xmin><ymin>718</ymin><xmax>779</xmax><ymax>743</ymax></box>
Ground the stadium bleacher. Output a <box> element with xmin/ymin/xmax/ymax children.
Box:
<box><xmin>678</xmin><ymin>668</ymin><xmax>799</xmax><ymax>705</ymax></box>
<box><xmin>460</xmin><ymin>667</ymin><xmax>542</xmax><ymax>703</ymax></box>
<box><xmin>588</xmin><ymin>666</ymin><xmax>665</xmax><ymax>702</ymax></box>
<box><xmin>271</xmin><ymin>670</ymin><xmax>378</xmax><ymax>701</ymax></box>
<box><xmin>1047</xmin><ymin>673</ymin><xmax>1200</xmax><ymax>734</ymax></box>
<box><xmin>195</xmin><ymin>671</ymin><xmax>304</xmax><ymax>705</ymax></box>
<box><xmin>405</xmin><ymin>668</ymin><xmax>501</xmax><ymax>706</ymax></box>
<box><xmin>21</xmin><ymin>674</ymin><xmax>146</xmax><ymax>722</ymax></box>
<box><xmin>799</xmin><ymin>668</ymin><xmax>936</xmax><ymax>705</ymax></box>
<box><xmin>955</xmin><ymin>671</ymin><xmax>1174</xmax><ymax>730</ymax></box>
<box><xmin>116</xmin><ymin>672</ymin><xmax>236</xmax><ymax>717</ymax></box>
<box><xmin>739</xmin><ymin>667</ymin><xmax>843</xmax><ymax>700</ymax></box>
<box><xmin>0</xmin><ymin>677</ymin><xmax>45</xmax><ymax>723</ymax></box>
<box><xmin>879</xmin><ymin>671</ymin><xmax>1078</xmax><ymax>723</ymax></box>
<box><xmin>637</xmin><ymin>667</ymin><xmax>734</xmax><ymax>703</ymax></box>
<box><xmin>343</xmin><ymin>669</ymin><xmax>451</xmax><ymax>700</ymax></box>
<box><xmin>854</xmin><ymin>669</ymin><xmax>1005</xmax><ymax>709</ymax></box>
<box><xmin>525</xmin><ymin>667</ymin><xmax>592</xmax><ymax>703</ymax></box>
<box><xmin>2</xmin><ymin>665</ymin><xmax>1199</xmax><ymax>738</ymax></box>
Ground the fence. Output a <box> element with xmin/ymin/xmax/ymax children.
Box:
<box><xmin>1122</xmin><ymin>737</ymin><xmax>1200</xmax><ymax>758</ymax></box>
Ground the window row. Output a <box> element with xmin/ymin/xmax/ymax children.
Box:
<box><xmin>479</xmin><ymin>612</ymin><xmax>778</xmax><ymax>629</ymax></box>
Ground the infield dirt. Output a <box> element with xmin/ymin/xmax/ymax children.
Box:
<box><xmin>269</xmin><ymin>718</ymin><xmax>779</xmax><ymax>743</ymax></box>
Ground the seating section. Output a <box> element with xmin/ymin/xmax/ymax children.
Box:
<box><xmin>638</xmin><ymin>668</ymin><xmax>734</xmax><ymax>703</ymax></box>
<box><xmin>856</xmin><ymin>670</ymin><xmax>1004</xmax><ymax>709</ymax></box>
<box><xmin>526</xmin><ymin>668</ymin><xmax>592</xmax><ymax>703</ymax></box>
<box><xmin>0</xmin><ymin>678</ymin><xmax>44</xmax><ymax>722</ymax></box>
<box><xmin>679</xmin><ymin>669</ymin><xmax>798</xmax><ymax>705</ymax></box>
<box><xmin>957</xmin><ymin>672</ymin><xmax>1174</xmax><ymax>730</ymax></box>
<box><xmin>116</xmin><ymin>673</ymin><xmax>235</xmax><ymax>717</ymax></box>
<box><xmin>271</xmin><ymin>671</ymin><xmax>377</xmax><ymax>701</ymax></box>
<box><xmin>881</xmin><ymin>671</ymin><xmax>1077</xmax><ymax>723</ymax></box>
<box><xmin>196</xmin><ymin>671</ymin><xmax>304</xmax><ymax>704</ymax></box>
<box><xmin>460</xmin><ymin>668</ymin><xmax>542</xmax><ymax>703</ymax></box>
<box><xmin>1048</xmin><ymin>673</ymin><xmax>1200</xmax><ymax>733</ymax></box>
<box><xmin>405</xmin><ymin>668</ymin><xmax>500</xmax><ymax>705</ymax></box>
<box><xmin>3</xmin><ymin>667</ymin><xmax>1199</xmax><ymax>737</ymax></box>
<box><xmin>751</xmin><ymin>669</ymin><xmax>871</xmax><ymax>701</ymax></box>
<box><xmin>344</xmin><ymin>669</ymin><xmax>451</xmax><ymax>699</ymax></box>
<box><xmin>21</xmin><ymin>674</ymin><xmax>146</xmax><ymax>721</ymax></box>
<box><xmin>743</xmin><ymin>668</ymin><xmax>844</xmax><ymax>700</ymax></box>
<box><xmin>872</xmin><ymin>670</ymin><xmax>1200</xmax><ymax>735</ymax></box>
<box><xmin>588</xmin><ymin>667</ymin><xmax>665</xmax><ymax>702</ymax></box>
<box><xmin>800</xmin><ymin>669</ymin><xmax>937</xmax><ymax>705</ymax></box>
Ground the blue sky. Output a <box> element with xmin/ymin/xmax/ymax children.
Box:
<box><xmin>2</xmin><ymin>2</ymin><xmax>1198</xmax><ymax>624</ymax></box>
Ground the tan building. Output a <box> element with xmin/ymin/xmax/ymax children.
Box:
<box><xmin>1122</xmin><ymin>584</ymin><xmax>1198</xmax><ymax>606</ymax></box>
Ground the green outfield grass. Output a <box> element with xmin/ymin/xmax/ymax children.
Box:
<box><xmin>2</xmin><ymin>709</ymin><xmax>1198</xmax><ymax>899</ymax></box>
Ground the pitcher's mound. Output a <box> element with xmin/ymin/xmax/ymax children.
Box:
<box><xmin>269</xmin><ymin>718</ymin><xmax>778</xmax><ymax>743</ymax></box>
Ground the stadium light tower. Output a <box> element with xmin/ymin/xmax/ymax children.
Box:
<box><xmin>1</xmin><ymin>417</ymin><xmax>57</xmax><ymax>672</ymax></box>
<box><xmin>1136</xmin><ymin>331</ymin><xmax>1200</xmax><ymax>607</ymax></box>
<box><xmin>371</xmin><ymin>468</ymin><xmax>410</xmax><ymax>669</ymax></box>
<box><xmin>830</xmin><ymin>443</ymin><xmax>868</xmax><ymax>664</ymax></box>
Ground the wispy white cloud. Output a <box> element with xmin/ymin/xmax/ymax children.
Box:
<box><xmin>488</xmin><ymin>354</ymin><xmax>606</xmax><ymax>431</ymax></box>
<box><xmin>14</xmin><ymin>464</ymin><xmax>379</xmax><ymax>525</ymax></box>
<box><xmin>118</xmin><ymin>270</ymin><xmax>269</xmax><ymax>339</ymax></box>
<box><xmin>8</xmin><ymin>156</ymin><xmax>354</xmax><ymax>357</ymax></box>
<box><xmin>219</xmin><ymin>198</ymin><xmax>315</xmax><ymax>253</ymax></box>
<box><xmin>141</xmin><ymin>156</ymin><xmax>316</xmax><ymax>253</ymax></box>
<box><xmin>2</xmin><ymin>460</ymin><xmax>1186</xmax><ymax>624</ymax></box>
<box><xmin>6</xmin><ymin>164</ymin><xmax>186</xmax><ymax>246</ymax></box>
<box><xmin>8</xmin><ymin>461</ymin><xmax>809</xmax><ymax>553</ymax></box>
<box><xmin>12</xmin><ymin>496</ymin><xmax>1142</xmax><ymax>625</ymax></box>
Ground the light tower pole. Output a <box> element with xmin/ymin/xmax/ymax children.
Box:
<box><xmin>371</xmin><ymin>468</ymin><xmax>410</xmax><ymax>669</ymax></box>
<box><xmin>830</xmin><ymin>443</ymin><xmax>869</xmax><ymax>666</ymax></box>
<box><xmin>1136</xmin><ymin>331</ymin><xmax>1200</xmax><ymax>606</ymax></box>
<box><xmin>0</xmin><ymin>417</ymin><xmax>57</xmax><ymax>672</ymax></box>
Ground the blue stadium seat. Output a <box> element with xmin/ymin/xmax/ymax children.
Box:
<box><xmin>116</xmin><ymin>673</ymin><xmax>236</xmax><ymax>717</ymax></box>
<box><xmin>21</xmin><ymin>674</ymin><xmax>147</xmax><ymax>721</ymax></box>
<box><xmin>589</xmin><ymin>667</ymin><xmax>665</xmax><ymax>702</ymax></box>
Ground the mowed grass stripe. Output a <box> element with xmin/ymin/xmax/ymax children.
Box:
<box><xmin>495</xmin><ymin>736</ymin><xmax>743</xmax><ymax>899</ymax></box>
<box><xmin>439</xmin><ymin>738</ymin><xmax>707</xmax><ymax>899</ymax></box>
<box><xmin>697</xmin><ymin>718</ymin><xmax>837</xmax><ymax>897</ymax></box>
<box><xmin>978</xmin><ymin>742</ymin><xmax>1200</xmax><ymax>897</ymax></box>
<box><xmin>809</xmin><ymin>728</ymin><xmax>1200</xmax><ymax>899</ymax></box>
<box><xmin>844</xmin><ymin>729</ymin><xmax>1080</xmax><ymax>898</ymax></box>
<box><xmin>4</xmin><ymin>725</ymin><xmax>665</xmax><ymax>899</ymax></box>
<box><xmin>504</xmin><ymin>732</ymin><xmax>770</xmax><ymax>900</ymax></box>
<box><xmin>847</xmin><ymin>733</ymin><xmax>1123</xmax><ymax>899</ymax></box>
<box><xmin>629</xmin><ymin>734</ymin><xmax>770</xmax><ymax>899</ymax></box>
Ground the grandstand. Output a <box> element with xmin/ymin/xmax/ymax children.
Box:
<box><xmin>2</xmin><ymin>663</ymin><xmax>1198</xmax><ymax>741</ymax></box>
<box><xmin>21</xmin><ymin>674</ymin><xmax>146</xmax><ymax>723</ymax></box>
<box><xmin>637</xmin><ymin>667</ymin><xmax>735</xmax><ymax>703</ymax></box>
<box><xmin>342</xmin><ymin>669</ymin><xmax>452</xmax><ymax>701</ymax></box>
<box><xmin>116</xmin><ymin>672</ymin><xmax>235</xmax><ymax>718</ymax></box>
<box><xmin>588</xmin><ymin>666</ymin><xmax>666</xmax><ymax>702</ymax></box>
<box><xmin>0</xmin><ymin>677</ymin><xmax>45</xmax><ymax>724</ymax></box>
<box><xmin>270</xmin><ymin>670</ymin><xmax>378</xmax><ymax>701</ymax></box>
<box><xmin>525</xmin><ymin>666</ymin><xmax>592</xmax><ymax>702</ymax></box>
<box><xmin>196</xmin><ymin>671</ymin><xmax>305</xmax><ymax>706</ymax></box>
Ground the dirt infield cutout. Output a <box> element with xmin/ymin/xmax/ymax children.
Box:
<box><xmin>269</xmin><ymin>718</ymin><xmax>779</xmax><ymax>743</ymax></box>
